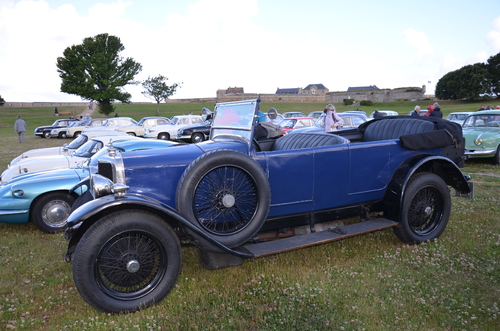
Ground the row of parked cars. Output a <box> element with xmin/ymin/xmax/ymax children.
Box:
<box><xmin>0</xmin><ymin>99</ymin><xmax>478</xmax><ymax>314</ymax></box>
<box><xmin>10</xmin><ymin>107</ymin><xmax>500</xmax><ymax>234</ymax></box>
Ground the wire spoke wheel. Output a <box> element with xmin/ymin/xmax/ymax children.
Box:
<box><xmin>394</xmin><ymin>172</ymin><xmax>451</xmax><ymax>244</ymax></box>
<box><xmin>72</xmin><ymin>211</ymin><xmax>181</xmax><ymax>314</ymax></box>
<box><xmin>407</xmin><ymin>185</ymin><xmax>443</xmax><ymax>236</ymax></box>
<box><xmin>193</xmin><ymin>165</ymin><xmax>258</xmax><ymax>235</ymax></box>
<box><xmin>177</xmin><ymin>150</ymin><xmax>270</xmax><ymax>248</ymax></box>
<box><xmin>96</xmin><ymin>230</ymin><xmax>166</xmax><ymax>298</ymax></box>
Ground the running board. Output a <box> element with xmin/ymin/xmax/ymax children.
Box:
<box><xmin>245</xmin><ymin>218</ymin><xmax>398</xmax><ymax>258</ymax></box>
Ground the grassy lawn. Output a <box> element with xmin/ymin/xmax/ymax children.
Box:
<box><xmin>0</xmin><ymin>101</ymin><xmax>499</xmax><ymax>330</ymax></box>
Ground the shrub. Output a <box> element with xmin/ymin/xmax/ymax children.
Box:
<box><xmin>360</xmin><ymin>100</ymin><xmax>373</xmax><ymax>106</ymax></box>
<box><xmin>343</xmin><ymin>98</ymin><xmax>354</xmax><ymax>106</ymax></box>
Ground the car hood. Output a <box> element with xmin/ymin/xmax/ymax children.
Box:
<box><xmin>9</xmin><ymin>146</ymin><xmax>68</xmax><ymax>167</ymax></box>
<box><xmin>463</xmin><ymin>127</ymin><xmax>499</xmax><ymax>137</ymax></box>
<box><xmin>463</xmin><ymin>128</ymin><xmax>500</xmax><ymax>148</ymax></box>
<box><xmin>1</xmin><ymin>154</ymin><xmax>87</xmax><ymax>185</ymax></box>
<box><xmin>0</xmin><ymin>168</ymin><xmax>89</xmax><ymax>198</ymax></box>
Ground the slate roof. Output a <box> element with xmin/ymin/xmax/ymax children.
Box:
<box><xmin>276</xmin><ymin>88</ymin><xmax>299</xmax><ymax>94</ymax></box>
<box><xmin>347</xmin><ymin>85</ymin><xmax>379</xmax><ymax>92</ymax></box>
<box><xmin>303</xmin><ymin>84</ymin><xmax>327</xmax><ymax>90</ymax></box>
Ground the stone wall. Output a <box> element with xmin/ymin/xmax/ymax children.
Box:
<box><xmin>326</xmin><ymin>87</ymin><xmax>426</xmax><ymax>103</ymax></box>
<box><xmin>2</xmin><ymin>86</ymin><xmax>428</xmax><ymax>106</ymax></box>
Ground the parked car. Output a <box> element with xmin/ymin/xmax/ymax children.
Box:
<box><xmin>8</xmin><ymin>131</ymin><xmax>129</xmax><ymax>167</ymax></box>
<box><xmin>34</xmin><ymin>118</ymin><xmax>79</xmax><ymax>138</ymax></box>
<box><xmin>144</xmin><ymin>114</ymin><xmax>203</xmax><ymax>140</ymax></box>
<box><xmin>0</xmin><ymin>139</ymin><xmax>179</xmax><ymax>233</ymax></box>
<box><xmin>369</xmin><ymin>110</ymin><xmax>399</xmax><ymax>119</ymax></box>
<box><xmin>463</xmin><ymin>110</ymin><xmax>500</xmax><ymax>164</ymax></box>
<box><xmin>282</xmin><ymin>111</ymin><xmax>307</xmax><ymax>118</ymax></box>
<box><xmin>50</xmin><ymin>118</ymin><xmax>107</xmax><ymax>138</ymax></box>
<box><xmin>176</xmin><ymin>118</ymin><xmax>212</xmax><ymax>143</ymax></box>
<box><xmin>307</xmin><ymin>111</ymin><xmax>323</xmax><ymax>119</ymax></box>
<box><xmin>446</xmin><ymin>112</ymin><xmax>474</xmax><ymax>125</ymax></box>
<box><xmin>50</xmin><ymin>120</ymin><xmax>90</xmax><ymax>138</ymax></box>
<box><xmin>82</xmin><ymin>117</ymin><xmax>139</xmax><ymax>133</ymax></box>
<box><xmin>279</xmin><ymin>117</ymin><xmax>316</xmax><ymax>134</ymax></box>
<box><xmin>287</xmin><ymin>112</ymin><xmax>368</xmax><ymax>134</ymax></box>
<box><xmin>64</xmin><ymin>98</ymin><xmax>472</xmax><ymax>314</ymax></box>
<box><xmin>115</xmin><ymin>116</ymin><xmax>170</xmax><ymax>136</ymax></box>
<box><xmin>1</xmin><ymin>135</ymin><xmax>141</xmax><ymax>184</ymax></box>
<box><xmin>343</xmin><ymin>109</ymin><xmax>368</xmax><ymax>117</ymax></box>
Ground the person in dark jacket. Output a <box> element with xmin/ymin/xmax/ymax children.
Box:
<box><xmin>14</xmin><ymin>115</ymin><xmax>27</xmax><ymax>143</ymax></box>
<box><xmin>411</xmin><ymin>105</ymin><xmax>421</xmax><ymax>116</ymax></box>
<box><xmin>429</xmin><ymin>102</ymin><xmax>443</xmax><ymax>118</ymax></box>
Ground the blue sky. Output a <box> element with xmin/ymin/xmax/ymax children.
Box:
<box><xmin>1</xmin><ymin>0</ymin><xmax>499</xmax><ymax>102</ymax></box>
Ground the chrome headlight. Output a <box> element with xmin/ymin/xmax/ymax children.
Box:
<box><xmin>474</xmin><ymin>137</ymin><xmax>483</xmax><ymax>146</ymax></box>
<box><xmin>91</xmin><ymin>174</ymin><xmax>129</xmax><ymax>198</ymax></box>
<box><xmin>178</xmin><ymin>128</ymin><xmax>183</xmax><ymax>135</ymax></box>
<box><xmin>91</xmin><ymin>174</ymin><xmax>114</xmax><ymax>198</ymax></box>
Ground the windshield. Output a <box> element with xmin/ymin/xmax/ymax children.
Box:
<box><xmin>463</xmin><ymin>114</ymin><xmax>500</xmax><ymax>128</ymax></box>
<box><xmin>211</xmin><ymin>99</ymin><xmax>259</xmax><ymax>142</ymax></box>
<box><xmin>73</xmin><ymin>139</ymin><xmax>105</xmax><ymax>157</ymax></box>
<box><xmin>448</xmin><ymin>113</ymin><xmax>470</xmax><ymax>121</ymax></box>
<box><xmin>67</xmin><ymin>135</ymin><xmax>89</xmax><ymax>149</ymax></box>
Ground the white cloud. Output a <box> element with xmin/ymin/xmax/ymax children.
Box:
<box><xmin>486</xmin><ymin>15</ymin><xmax>500</xmax><ymax>52</ymax></box>
<box><xmin>401</xmin><ymin>28</ymin><xmax>434</xmax><ymax>58</ymax></box>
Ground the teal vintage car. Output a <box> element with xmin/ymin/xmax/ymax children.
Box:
<box><xmin>0</xmin><ymin>139</ymin><xmax>179</xmax><ymax>233</ymax></box>
<box><xmin>463</xmin><ymin>110</ymin><xmax>500</xmax><ymax>164</ymax></box>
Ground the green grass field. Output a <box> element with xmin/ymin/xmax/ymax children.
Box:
<box><xmin>0</xmin><ymin>101</ymin><xmax>499</xmax><ymax>330</ymax></box>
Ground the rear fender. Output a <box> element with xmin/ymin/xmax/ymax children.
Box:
<box><xmin>64</xmin><ymin>193</ymin><xmax>253</xmax><ymax>262</ymax></box>
<box><xmin>383</xmin><ymin>155</ymin><xmax>471</xmax><ymax>219</ymax></box>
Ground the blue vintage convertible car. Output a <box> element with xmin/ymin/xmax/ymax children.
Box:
<box><xmin>64</xmin><ymin>98</ymin><xmax>473</xmax><ymax>314</ymax></box>
<box><xmin>0</xmin><ymin>139</ymin><xmax>178</xmax><ymax>233</ymax></box>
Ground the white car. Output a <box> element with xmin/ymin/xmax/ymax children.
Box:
<box><xmin>115</xmin><ymin>116</ymin><xmax>170</xmax><ymax>136</ymax></box>
<box><xmin>8</xmin><ymin>131</ymin><xmax>129</xmax><ymax>167</ymax></box>
<box><xmin>446</xmin><ymin>112</ymin><xmax>474</xmax><ymax>125</ymax></box>
<box><xmin>50</xmin><ymin>118</ymin><xmax>107</xmax><ymax>138</ymax></box>
<box><xmin>144</xmin><ymin>115</ymin><xmax>203</xmax><ymax>140</ymax></box>
<box><xmin>1</xmin><ymin>135</ymin><xmax>138</xmax><ymax>184</ymax></box>
<box><xmin>82</xmin><ymin>117</ymin><xmax>139</xmax><ymax>133</ymax></box>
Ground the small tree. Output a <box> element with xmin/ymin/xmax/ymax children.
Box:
<box><xmin>141</xmin><ymin>75</ymin><xmax>182</xmax><ymax>115</ymax></box>
<box><xmin>0</xmin><ymin>95</ymin><xmax>5</xmax><ymax>106</ymax></box>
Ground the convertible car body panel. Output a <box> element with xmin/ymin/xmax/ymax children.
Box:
<box><xmin>64</xmin><ymin>98</ymin><xmax>472</xmax><ymax>314</ymax></box>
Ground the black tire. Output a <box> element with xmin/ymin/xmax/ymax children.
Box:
<box><xmin>31</xmin><ymin>192</ymin><xmax>75</xmax><ymax>233</ymax></box>
<box><xmin>43</xmin><ymin>131</ymin><xmax>51</xmax><ymax>138</ymax></box>
<box><xmin>191</xmin><ymin>132</ymin><xmax>205</xmax><ymax>143</ymax></box>
<box><xmin>158</xmin><ymin>132</ymin><xmax>170</xmax><ymax>140</ymax></box>
<box><xmin>127</xmin><ymin>132</ymin><xmax>136</xmax><ymax>136</ymax></box>
<box><xmin>393</xmin><ymin>172</ymin><xmax>451</xmax><ymax>244</ymax></box>
<box><xmin>492</xmin><ymin>146</ymin><xmax>500</xmax><ymax>165</ymax></box>
<box><xmin>72</xmin><ymin>210</ymin><xmax>182</xmax><ymax>314</ymax></box>
<box><xmin>176</xmin><ymin>150</ymin><xmax>270</xmax><ymax>248</ymax></box>
<box><xmin>58</xmin><ymin>132</ymin><xmax>67</xmax><ymax>139</ymax></box>
<box><xmin>74</xmin><ymin>131</ymin><xmax>81</xmax><ymax>138</ymax></box>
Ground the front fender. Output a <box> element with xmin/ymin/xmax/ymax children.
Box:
<box><xmin>64</xmin><ymin>193</ymin><xmax>253</xmax><ymax>262</ymax></box>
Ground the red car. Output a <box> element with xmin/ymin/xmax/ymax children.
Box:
<box><xmin>279</xmin><ymin>117</ymin><xmax>316</xmax><ymax>134</ymax></box>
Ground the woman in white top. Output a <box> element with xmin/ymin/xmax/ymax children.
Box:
<box><xmin>324</xmin><ymin>104</ymin><xmax>343</xmax><ymax>132</ymax></box>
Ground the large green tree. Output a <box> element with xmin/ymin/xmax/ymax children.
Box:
<box><xmin>141</xmin><ymin>75</ymin><xmax>181</xmax><ymax>116</ymax></box>
<box><xmin>436</xmin><ymin>63</ymin><xmax>491</xmax><ymax>101</ymax></box>
<box><xmin>56</xmin><ymin>33</ymin><xmax>142</xmax><ymax>116</ymax></box>
<box><xmin>486</xmin><ymin>52</ymin><xmax>500</xmax><ymax>98</ymax></box>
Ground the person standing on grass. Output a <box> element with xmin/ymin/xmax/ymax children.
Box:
<box><xmin>14</xmin><ymin>115</ymin><xmax>27</xmax><ymax>143</ymax></box>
